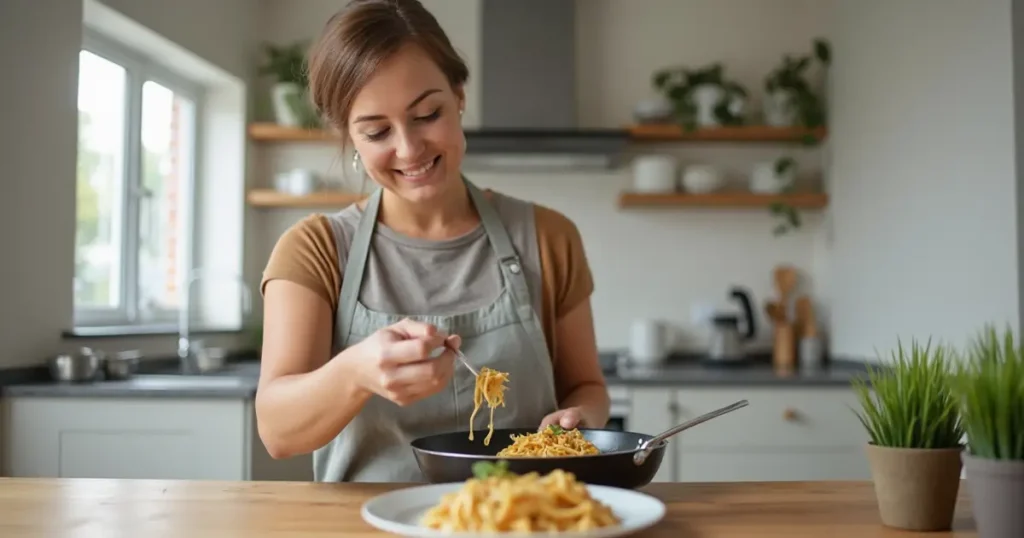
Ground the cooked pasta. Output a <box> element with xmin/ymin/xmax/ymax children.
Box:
<box><xmin>419</xmin><ymin>461</ymin><xmax>621</xmax><ymax>532</ymax></box>
<box><xmin>468</xmin><ymin>366</ymin><xmax>510</xmax><ymax>446</ymax></box>
<box><xmin>496</xmin><ymin>425</ymin><xmax>601</xmax><ymax>458</ymax></box>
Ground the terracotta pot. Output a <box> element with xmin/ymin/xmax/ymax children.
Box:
<box><xmin>865</xmin><ymin>444</ymin><xmax>963</xmax><ymax>531</ymax></box>
<box><xmin>963</xmin><ymin>452</ymin><xmax>1024</xmax><ymax>538</ymax></box>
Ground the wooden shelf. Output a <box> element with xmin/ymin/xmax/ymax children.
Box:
<box><xmin>617</xmin><ymin>191</ymin><xmax>829</xmax><ymax>209</ymax></box>
<box><xmin>627</xmin><ymin>124</ymin><xmax>826</xmax><ymax>143</ymax></box>
<box><xmin>246</xmin><ymin>189</ymin><xmax>365</xmax><ymax>208</ymax></box>
<box><xmin>248</xmin><ymin>123</ymin><xmax>339</xmax><ymax>142</ymax></box>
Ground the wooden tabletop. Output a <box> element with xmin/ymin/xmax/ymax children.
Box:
<box><xmin>0</xmin><ymin>478</ymin><xmax>978</xmax><ymax>537</ymax></box>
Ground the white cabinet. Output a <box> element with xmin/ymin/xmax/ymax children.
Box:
<box><xmin>626</xmin><ymin>386</ymin><xmax>872</xmax><ymax>482</ymax></box>
<box><xmin>0</xmin><ymin>396</ymin><xmax>312</xmax><ymax>481</ymax></box>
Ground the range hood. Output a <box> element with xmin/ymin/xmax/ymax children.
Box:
<box><xmin>461</xmin><ymin>0</ymin><xmax>629</xmax><ymax>170</ymax></box>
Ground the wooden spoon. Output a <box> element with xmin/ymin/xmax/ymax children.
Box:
<box><xmin>764</xmin><ymin>300</ymin><xmax>787</xmax><ymax>324</ymax></box>
<box><xmin>794</xmin><ymin>295</ymin><xmax>817</xmax><ymax>338</ymax></box>
<box><xmin>773</xmin><ymin>266</ymin><xmax>798</xmax><ymax>303</ymax></box>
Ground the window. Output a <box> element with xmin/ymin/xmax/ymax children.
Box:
<box><xmin>74</xmin><ymin>31</ymin><xmax>202</xmax><ymax>329</ymax></box>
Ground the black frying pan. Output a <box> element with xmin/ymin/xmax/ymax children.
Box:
<box><xmin>410</xmin><ymin>399</ymin><xmax>748</xmax><ymax>489</ymax></box>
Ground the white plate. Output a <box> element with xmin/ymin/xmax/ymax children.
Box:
<box><xmin>361</xmin><ymin>482</ymin><xmax>666</xmax><ymax>538</ymax></box>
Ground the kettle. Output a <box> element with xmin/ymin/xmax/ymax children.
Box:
<box><xmin>706</xmin><ymin>287</ymin><xmax>757</xmax><ymax>363</ymax></box>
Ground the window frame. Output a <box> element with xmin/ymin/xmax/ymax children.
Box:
<box><xmin>73</xmin><ymin>28</ymin><xmax>204</xmax><ymax>329</ymax></box>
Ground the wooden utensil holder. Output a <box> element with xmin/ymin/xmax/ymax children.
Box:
<box><xmin>773</xmin><ymin>323</ymin><xmax>796</xmax><ymax>374</ymax></box>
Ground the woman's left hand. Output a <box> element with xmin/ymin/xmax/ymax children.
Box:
<box><xmin>538</xmin><ymin>407</ymin><xmax>585</xmax><ymax>431</ymax></box>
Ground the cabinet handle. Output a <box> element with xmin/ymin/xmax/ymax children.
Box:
<box><xmin>783</xmin><ymin>407</ymin><xmax>798</xmax><ymax>421</ymax></box>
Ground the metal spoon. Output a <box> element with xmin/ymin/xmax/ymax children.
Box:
<box><xmin>632</xmin><ymin>399</ymin><xmax>749</xmax><ymax>466</ymax></box>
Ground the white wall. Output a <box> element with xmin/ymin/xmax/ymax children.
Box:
<box><xmin>253</xmin><ymin>0</ymin><xmax>832</xmax><ymax>353</ymax></box>
<box><xmin>0</xmin><ymin>0</ymin><xmax>256</xmax><ymax>368</ymax></box>
<box><xmin>827</xmin><ymin>0</ymin><xmax>1020</xmax><ymax>358</ymax></box>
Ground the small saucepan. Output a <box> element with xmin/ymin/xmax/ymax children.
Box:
<box><xmin>410</xmin><ymin>399</ymin><xmax>749</xmax><ymax>489</ymax></box>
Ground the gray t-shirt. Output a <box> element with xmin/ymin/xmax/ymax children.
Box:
<box><xmin>324</xmin><ymin>191</ymin><xmax>544</xmax><ymax>318</ymax></box>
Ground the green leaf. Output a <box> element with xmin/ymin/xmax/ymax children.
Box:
<box><xmin>548</xmin><ymin>424</ymin><xmax>564</xmax><ymax>435</ymax></box>
<box><xmin>471</xmin><ymin>459</ymin><xmax>513</xmax><ymax>479</ymax></box>
<box><xmin>814</xmin><ymin>39</ymin><xmax>832</xmax><ymax>65</ymax></box>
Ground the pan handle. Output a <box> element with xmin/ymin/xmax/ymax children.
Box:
<box><xmin>632</xmin><ymin>399</ymin><xmax>749</xmax><ymax>466</ymax></box>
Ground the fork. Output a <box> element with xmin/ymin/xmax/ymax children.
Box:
<box><xmin>446</xmin><ymin>343</ymin><xmax>478</xmax><ymax>376</ymax></box>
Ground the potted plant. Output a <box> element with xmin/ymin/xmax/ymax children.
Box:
<box><xmin>258</xmin><ymin>41</ymin><xmax>318</xmax><ymax>128</ymax></box>
<box><xmin>952</xmin><ymin>324</ymin><xmax>1024</xmax><ymax>538</ymax></box>
<box><xmin>851</xmin><ymin>338</ymin><xmax>964</xmax><ymax>531</ymax></box>
<box><xmin>763</xmin><ymin>39</ymin><xmax>831</xmax><ymax>129</ymax></box>
<box><xmin>652</xmin><ymin>63</ymin><xmax>748</xmax><ymax>130</ymax></box>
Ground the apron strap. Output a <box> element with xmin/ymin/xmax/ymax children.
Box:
<box><xmin>464</xmin><ymin>179</ymin><xmax>535</xmax><ymax>321</ymax></box>
<box><xmin>337</xmin><ymin>187</ymin><xmax>384</xmax><ymax>344</ymax></box>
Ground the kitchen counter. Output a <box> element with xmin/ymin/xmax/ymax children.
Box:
<box><xmin>0</xmin><ymin>360</ymin><xmax>261</xmax><ymax>399</ymax></box>
<box><xmin>0</xmin><ymin>352</ymin><xmax>877</xmax><ymax>399</ymax></box>
<box><xmin>605</xmin><ymin>356</ymin><xmax>876</xmax><ymax>387</ymax></box>
<box><xmin>0</xmin><ymin>478</ymin><xmax>977</xmax><ymax>537</ymax></box>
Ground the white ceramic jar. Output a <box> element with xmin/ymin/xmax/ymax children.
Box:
<box><xmin>632</xmin><ymin>155</ymin><xmax>678</xmax><ymax>193</ymax></box>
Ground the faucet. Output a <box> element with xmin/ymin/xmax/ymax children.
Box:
<box><xmin>178</xmin><ymin>268</ymin><xmax>253</xmax><ymax>372</ymax></box>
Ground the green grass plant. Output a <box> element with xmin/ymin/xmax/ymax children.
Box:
<box><xmin>851</xmin><ymin>338</ymin><xmax>963</xmax><ymax>449</ymax></box>
<box><xmin>952</xmin><ymin>324</ymin><xmax>1024</xmax><ymax>460</ymax></box>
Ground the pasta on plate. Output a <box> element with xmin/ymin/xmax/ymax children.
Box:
<box><xmin>497</xmin><ymin>425</ymin><xmax>601</xmax><ymax>457</ymax></box>
<box><xmin>419</xmin><ymin>461</ymin><xmax>621</xmax><ymax>532</ymax></box>
<box><xmin>469</xmin><ymin>367</ymin><xmax>510</xmax><ymax>446</ymax></box>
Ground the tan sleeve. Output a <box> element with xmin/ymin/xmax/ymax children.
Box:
<box><xmin>260</xmin><ymin>214</ymin><xmax>342</xmax><ymax>311</ymax></box>
<box><xmin>534</xmin><ymin>204</ymin><xmax>595</xmax><ymax>361</ymax></box>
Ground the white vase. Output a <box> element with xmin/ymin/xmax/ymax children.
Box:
<box><xmin>692</xmin><ymin>84</ymin><xmax>725</xmax><ymax>127</ymax></box>
<box><xmin>764</xmin><ymin>89</ymin><xmax>798</xmax><ymax>127</ymax></box>
<box><xmin>271</xmin><ymin>82</ymin><xmax>304</xmax><ymax>127</ymax></box>
<box><xmin>750</xmin><ymin>161</ymin><xmax>795</xmax><ymax>194</ymax></box>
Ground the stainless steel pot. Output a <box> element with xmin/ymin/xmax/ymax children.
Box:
<box><xmin>49</xmin><ymin>348</ymin><xmax>103</xmax><ymax>383</ymax></box>
<box><xmin>104</xmin><ymin>350</ymin><xmax>141</xmax><ymax>380</ymax></box>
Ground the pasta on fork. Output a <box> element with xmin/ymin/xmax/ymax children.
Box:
<box><xmin>468</xmin><ymin>366</ymin><xmax>510</xmax><ymax>445</ymax></box>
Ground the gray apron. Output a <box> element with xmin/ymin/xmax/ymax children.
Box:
<box><xmin>312</xmin><ymin>179</ymin><xmax>559</xmax><ymax>482</ymax></box>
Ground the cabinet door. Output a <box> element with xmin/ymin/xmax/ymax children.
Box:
<box><xmin>2</xmin><ymin>397</ymin><xmax>249</xmax><ymax>480</ymax></box>
<box><xmin>671</xmin><ymin>387</ymin><xmax>871</xmax><ymax>482</ymax></box>
<box><xmin>627</xmin><ymin>388</ymin><xmax>676</xmax><ymax>482</ymax></box>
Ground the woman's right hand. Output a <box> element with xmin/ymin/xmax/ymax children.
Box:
<box><xmin>350</xmin><ymin>318</ymin><xmax>460</xmax><ymax>407</ymax></box>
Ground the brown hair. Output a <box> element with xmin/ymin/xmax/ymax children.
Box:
<box><xmin>307</xmin><ymin>0</ymin><xmax>469</xmax><ymax>135</ymax></box>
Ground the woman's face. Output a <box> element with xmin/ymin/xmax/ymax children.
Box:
<box><xmin>347</xmin><ymin>43</ymin><xmax>466</xmax><ymax>204</ymax></box>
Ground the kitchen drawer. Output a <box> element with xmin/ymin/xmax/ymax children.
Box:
<box><xmin>673</xmin><ymin>387</ymin><xmax>869</xmax><ymax>448</ymax></box>
<box><xmin>676</xmin><ymin>446</ymin><xmax>871</xmax><ymax>482</ymax></box>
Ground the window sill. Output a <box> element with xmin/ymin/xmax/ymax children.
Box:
<box><xmin>63</xmin><ymin>324</ymin><xmax>244</xmax><ymax>339</ymax></box>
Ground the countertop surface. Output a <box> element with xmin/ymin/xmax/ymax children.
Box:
<box><xmin>0</xmin><ymin>478</ymin><xmax>977</xmax><ymax>537</ymax></box>
<box><xmin>0</xmin><ymin>352</ymin><xmax>877</xmax><ymax>399</ymax></box>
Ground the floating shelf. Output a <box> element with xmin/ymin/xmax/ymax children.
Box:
<box><xmin>617</xmin><ymin>191</ymin><xmax>829</xmax><ymax>209</ymax></box>
<box><xmin>627</xmin><ymin>124</ymin><xmax>827</xmax><ymax>143</ymax></box>
<box><xmin>248</xmin><ymin>123</ymin><xmax>339</xmax><ymax>142</ymax></box>
<box><xmin>248</xmin><ymin>122</ymin><xmax>827</xmax><ymax>144</ymax></box>
<box><xmin>247</xmin><ymin>189</ymin><xmax>364</xmax><ymax>208</ymax></box>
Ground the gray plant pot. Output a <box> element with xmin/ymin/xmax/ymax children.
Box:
<box><xmin>963</xmin><ymin>452</ymin><xmax>1024</xmax><ymax>538</ymax></box>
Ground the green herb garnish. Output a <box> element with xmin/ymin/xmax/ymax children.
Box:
<box><xmin>471</xmin><ymin>459</ymin><xmax>513</xmax><ymax>479</ymax></box>
<box><xmin>547</xmin><ymin>424</ymin><xmax>564</xmax><ymax>435</ymax></box>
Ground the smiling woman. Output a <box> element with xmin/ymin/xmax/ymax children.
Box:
<box><xmin>254</xmin><ymin>0</ymin><xmax>610</xmax><ymax>484</ymax></box>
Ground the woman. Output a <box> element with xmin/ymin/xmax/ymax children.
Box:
<box><xmin>255</xmin><ymin>0</ymin><xmax>610</xmax><ymax>482</ymax></box>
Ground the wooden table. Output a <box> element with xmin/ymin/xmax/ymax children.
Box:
<box><xmin>0</xmin><ymin>478</ymin><xmax>978</xmax><ymax>537</ymax></box>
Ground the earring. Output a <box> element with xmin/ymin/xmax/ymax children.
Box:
<box><xmin>352</xmin><ymin>151</ymin><xmax>362</xmax><ymax>173</ymax></box>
